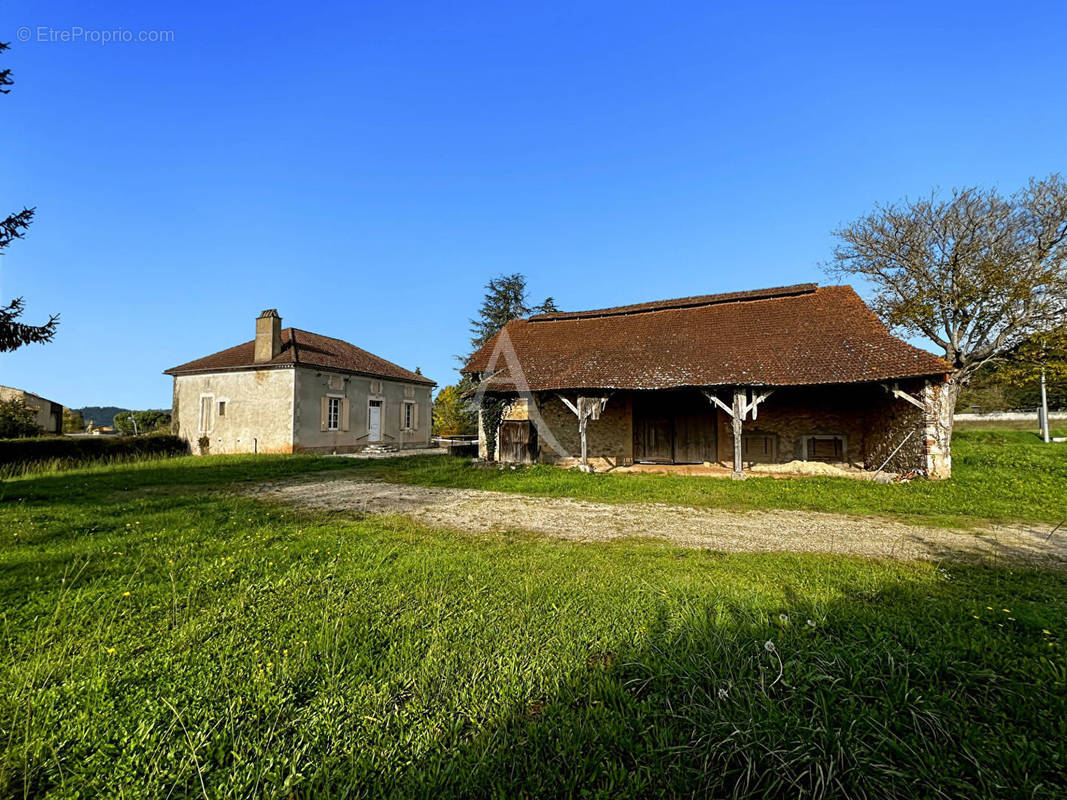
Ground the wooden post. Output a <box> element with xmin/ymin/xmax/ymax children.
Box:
<box><xmin>579</xmin><ymin>417</ymin><xmax>588</xmax><ymax>465</ymax></box>
<box><xmin>558</xmin><ymin>394</ymin><xmax>609</xmax><ymax>469</ymax></box>
<box><xmin>732</xmin><ymin>387</ymin><xmax>744</xmax><ymax>475</ymax></box>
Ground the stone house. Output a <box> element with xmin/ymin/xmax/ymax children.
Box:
<box><xmin>461</xmin><ymin>284</ymin><xmax>954</xmax><ymax>477</ymax></box>
<box><xmin>165</xmin><ymin>310</ymin><xmax>435</xmax><ymax>455</ymax></box>
<box><xmin>0</xmin><ymin>386</ymin><xmax>63</xmax><ymax>435</ymax></box>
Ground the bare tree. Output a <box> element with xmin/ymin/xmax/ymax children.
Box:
<box><xmin>828</xmin><ymin>175</ymin><xmax>1067</xmax><ymax>409</ymax></box>
<box><xmin>0</xmin><ymin>42</ymin><xmax>59</xmax><ymax>352</ymax></box>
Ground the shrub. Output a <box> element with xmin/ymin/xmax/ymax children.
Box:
<box><xmin>0</xmin><ymin>398</ymin><xmax>41</xmax><ymax>439</ymax></box>
<box><xmin>0</xmin><ymin>433</ymin><xmax>189</xmax><ymax>472</ymax></box>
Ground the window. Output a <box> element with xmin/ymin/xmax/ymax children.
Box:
<box><xmin>403</xmin><ymin>401</ymin><xmax>416</xmax><ymax>430</ymax></box>
<box><xmin>801</xmin><ymin>435</ymin><xmax>847</xmax><ymax>462</ymax></box>
<box><xmin>742</xmin><ymin>433</ymin><xmax>777</xmax><ymax>464</ymax></box>
<box><xmin>198</xmin><ymin>396</ymin><xmax>214</xmax><ymax>433</ymax></box>
<box><xmin>218</xmin><ymin>401</ymin><xmax>226</xmax><ymax>417</ymax></box>
<box><xmin>327</xmin><ymin>397</ymin><xmax>341</xmax><ymax>431</ymax></box>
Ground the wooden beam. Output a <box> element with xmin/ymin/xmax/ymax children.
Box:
<box><xmin>731</xmin><ymin>388</ymin><xmax>744</xmax><ymax>475</ymax></box>
<box><xmin>704</xmin><ymin>391</ymin><xmax>734</xmax><ymax>417</ymax></box>
<box><xmin>742</xmin><ymin>389</ymin><xmax>775</xmax><ymax>421</ymax></box>
<box><xmin>557</xmin><ymin>394</ymin><xmax>579</xmax><ymax>417</ymax></box>
<box><xmin>883</xmin><ymin>382</ymin><xmax>925</xmax><ymax>411</ymax></box>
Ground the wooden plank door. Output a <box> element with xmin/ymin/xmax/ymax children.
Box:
<box><xmin>499</xmin><ymin>420</ymin><xmax>536</xmax><ymax>463</ymax></box>
<box><xmin>673</xmin><ymin>413</ymin><xmax>716</xmax><ymax>464</ymax></box>
<box><xmin>634</xmin><ymin>417</ymin><xmax>674</xmax><ymax>462</ymax></box>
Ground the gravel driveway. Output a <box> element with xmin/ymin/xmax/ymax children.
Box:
<box><xmin>250</xmin><ymin>478</ymin><xmax>1067</xmax><ymax>568</ymax></box>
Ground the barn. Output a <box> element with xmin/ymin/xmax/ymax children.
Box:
<box><xmin>461</xmin><ymin>284</ymin><xmax>954</xmax><ymax>477</ymax></box>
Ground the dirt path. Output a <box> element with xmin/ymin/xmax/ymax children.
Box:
<box><xmin>249</xmin><ymin>478</ymin><xmax>1067</xmax><ymax>569</ymax></box>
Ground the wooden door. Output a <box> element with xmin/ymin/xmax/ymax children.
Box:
<box><xmin>673</xmin><ymin>412</ymin><xmax>716</xmax><ymax>464</ymax></box>
<box><xmin>499</xmin><ymin>420</ymin><xmax>537</xmax><ymax>463</ymax></box>
<box><xmin>634</xmin><ymin>417</ymin><xmax>674</xmax><ymax>462</ymax></box>
<box><xmin>633</xmin><ymin>390</ymin><xmax>717</xmax><ymax>464</ymax></box>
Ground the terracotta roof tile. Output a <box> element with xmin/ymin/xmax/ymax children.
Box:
<box><xmin>462</xmin><ymin>284</ymin><xmax>949</xmax><ymax>390</ymax></box>
<box><xmin>165</xmin><ymin>328</ymin><xmax>434</xmax><ymax>385</ymax></box>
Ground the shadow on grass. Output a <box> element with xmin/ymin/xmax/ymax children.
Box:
<box><xmin>0</xmin><ymin>454</ymin><xmax>354</xmax><ymax>504</ymax></box>
<box><xmin>361</xmin><ymin>565</ymin><xmax>1066</xmax><ymax>799</ymax></box>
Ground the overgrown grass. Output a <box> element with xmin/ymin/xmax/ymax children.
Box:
<box><xmin>344</xmin><ymin>428</ymin><xmax>1067</xmax><ymax>527</ymax></box>
<box><xmin>1</xmin><ymin>458</ymin><xmax>1065</xmax><ymax>797</ymax></box>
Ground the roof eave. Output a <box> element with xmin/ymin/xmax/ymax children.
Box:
<box><xmin>165</xmin><ymin>361</ymin><xmax>435</xmax><ymax>386</ymax></box>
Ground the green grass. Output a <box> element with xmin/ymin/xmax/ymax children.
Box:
<box><xmin>333</xmin><ymin>428</ymin><xmax>1067</xmax><ymax>528</ymax></box>
<box><xmin>1</xmin><ymin>454</ymin><xmax>1065</xmax><ymax>797</ymax></box>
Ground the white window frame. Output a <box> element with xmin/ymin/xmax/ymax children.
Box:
<box><xmin>198</xmin><ymin>393</ymin><xmax>215</xmax><ymax>434</ymax></box>
<box><xmin>403</xmin><ymin>400</ymin><xmax>416</xmax><ymax>431</ymax></box>
<box><xmin>326</xmin><ymin>395</ymin><xmax>342</xmax><ymax>431</ymax></box>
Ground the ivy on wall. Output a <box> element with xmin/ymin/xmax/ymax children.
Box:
<box><xmin>481</xmin><ymin>397</ymin><xmax>506</xmax><ymax>461</ymax></box>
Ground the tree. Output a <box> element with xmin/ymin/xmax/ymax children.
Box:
<box><xmin>432</xmin><ymin>385</ymin><xmax>477</xmax><ymax>436</ymax></box>
<box><xmin>0</xmin><ymin>398</ymin><xmax>41</xmax><ymax>438</ymax></box>
<box><xmin>998</xmin><ymin>327</ymin><xmax>1067</xmax><ymax>390</ymax></box>
<box><xmin>828</xmin><ymin>175</ymin><xmax>1067</xmax><ymax>412</ymax></box>
<box><xmin>467</xmin><ymin>273</ymin><xmax>557</xmax><ymax>354</ymax></box>
<box><xmin>114</xmin><ymin>410</ymin><xmax>171</xmax><ymax>435</ymax></box>
<box><xmin>62</xmin><ymin>407</ymin><xmax>85</xmax><ymax>433</ymax></box>
<box><xmin>998</xmin><ymin>327</ymin><xmax>1067</xmax><ymax>439</ymax></box>
<box><xmin>0</xmin><ymin>42</ymin><xmax>58</xmax><ymax>352</ymax></box>
<box><xmin>461</xmin><ymin>273</ymin><xmax>557</xmax><ymax>460</ymax></box>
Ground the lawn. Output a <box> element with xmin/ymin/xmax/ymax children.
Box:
<box><xmin>343</xmin><ymin>428</ymin><xmax>1067</xmax><ymax>528</ymax></box>
<box><xmin>1</xmin><ymin>449</ymin><xmax>1065</xmax><ymax>797</ymax></box>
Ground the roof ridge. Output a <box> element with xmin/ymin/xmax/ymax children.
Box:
<box><xmin>527</xmin><ymin>283</ymin><xmax>820</xmax><ymax>322</ymax></box>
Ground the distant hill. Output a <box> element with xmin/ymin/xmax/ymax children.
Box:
<box><xmin>76</xmin><ymin>407</ymin><xmax>130</xmax><ymax>427</ymax></box>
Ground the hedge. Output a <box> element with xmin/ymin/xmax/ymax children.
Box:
<box><xmin>0</xmin><ymin>434</ymin><xmax>189</xmax><ymax>471</ymax></box>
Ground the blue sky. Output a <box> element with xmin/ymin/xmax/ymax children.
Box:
<box><xmin>2</xmin><ymin>1</ymin><xmax>1066</xmax><ymax>408</ymax></box>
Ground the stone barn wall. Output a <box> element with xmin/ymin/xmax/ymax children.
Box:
<box><xmin>535</xmin><ymin>392</ymin><xmax>633</xmax><ymax>470</ymax></box>
<box><xmin>481</xmin><ymin>380</ymin><xmax>951</xmax><ymax>478</ymax></box>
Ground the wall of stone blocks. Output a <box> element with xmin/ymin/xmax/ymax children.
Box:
<box><xmin>173</xmin><ymin>369</ymin><xmax>295</xmax><ymax>455</ymax></box>
<box><xmin>713</xmin><ymin>386</ymin><xmax>879</xmax><ymax>468</ymax></box>
<box><xmin>534</xmin><ymin>392</ymin><xmax>634</xmax><ymax>469</ymax></box>
<box><xmin>481</xmin><ymin>381</ymin><xmax>949</xmax><ymax>477</ymax></box>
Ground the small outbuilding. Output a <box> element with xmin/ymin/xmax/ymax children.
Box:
<box><xmin>0</xmin><ymin>386</ymin><xmax>64</xmax><ymax>435</ymax></box>
<box><xmin>165</xmin><ymin>310</ymin><xmax>435</xmax><ymax>455</ymax></box>
<box><xmin>461</xmin><ymin>284</ymin><xmax>954</xmax><ymax>477</ymax></box>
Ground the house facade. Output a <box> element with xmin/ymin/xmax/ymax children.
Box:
<box><xmin>165</xmin><ymin>310</ymin><xmax>434</xmax><ymax>455</ymax></box>
<box><xmin>0</xmin><ymin>386</ymin><xmax>63</xmax><ymax>435</ymax></box>
<box><xmin>462</xmin><ymin>284</ymin><xmax>954</xmax><ymax>478</ymax></box>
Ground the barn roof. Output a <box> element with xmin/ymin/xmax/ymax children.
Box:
<box><xmin>462</xmin><ymin>284</ymin><xmax>949</xmax><ymax>391</ymax></box>
<box><xmin>165</xmin><ymin>328</ymin><xmax>434</xmax><ymax>385</ymax></box>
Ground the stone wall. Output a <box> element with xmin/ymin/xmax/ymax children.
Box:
<box><xmin>173</xmin><ymin>368</ymin><xmax>296</xmax><ymax>454</ymax></box>
<box><xmin>535</xmin><ymin>392</ymin><xmax>633</xmax><ymax>469</ymax></box>
<box><xmin>293</xmin><ymin>368</ymin><xmax>432</xmax><ymax>454</ymax></box>
<box><xmin>716</xmin><ymin>386</ymin><xmax>873</xmax><ymax>468</ymax></box>
<box><xmin>480</xmin><ymin>382</ymin><xmax>950</xmax><ymax>477</ymax></box>
<box><xmin>173</xmin><ymin>367</ymin><xmax>433</xmax><ymax>456</ymax></box>
<box><xmin>862</xmin><ymin>387</ymin><xmax>925</xmax><ymax>474</ymax></box>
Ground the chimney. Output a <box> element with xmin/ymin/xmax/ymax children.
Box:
<box><xmin>254</xmin><ymin>309</ymin><xmax>282</xmax><ymax>363</ymax></box>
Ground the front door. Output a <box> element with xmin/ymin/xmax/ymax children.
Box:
<box><xmin>368</xmin><ymin>400</ymin><xmax>382</xmax><ymax>442</ymax></box>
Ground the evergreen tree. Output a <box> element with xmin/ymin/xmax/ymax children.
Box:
<box><xmin>0</xmin><ymin>42</ymin><xmax>59</xmax><ymax>352</ymax></box>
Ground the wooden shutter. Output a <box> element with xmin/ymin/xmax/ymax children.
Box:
<box><xmin>320</xmin><ymin>396</ymin><xmax>328</xmax><ymax>432</ymax></box>
<box><xmin>341</xmin><ymin>398</ymin><xmax>350</xmax><ymax>431</ymax></box>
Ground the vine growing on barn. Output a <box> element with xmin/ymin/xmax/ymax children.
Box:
<box><xmin>481</xmin><ymin>397</ymin><xmax>506</xmax><ymax>461</ymax></box>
